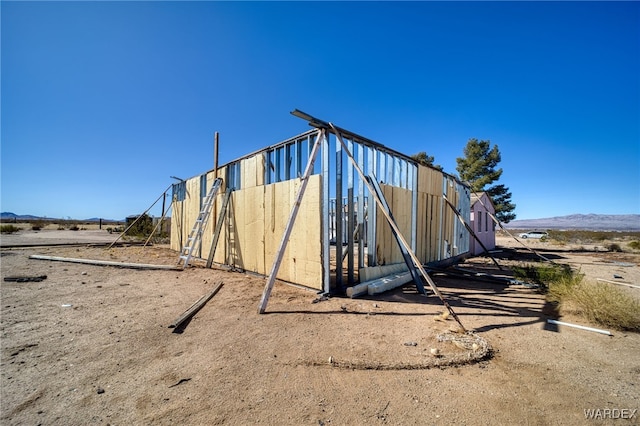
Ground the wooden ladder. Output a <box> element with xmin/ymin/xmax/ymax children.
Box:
<box><xmin>179</xmin><ymin>177</ymin><xmax>223</xmax><ymax>268</ymax></box>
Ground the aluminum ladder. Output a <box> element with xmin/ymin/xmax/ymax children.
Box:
<box><xmin>179</xmin><ymin>177</ymin><xmax>223</xmax><ymax>268</ymax></box>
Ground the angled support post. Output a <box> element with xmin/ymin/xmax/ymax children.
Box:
<box><xmin>471</xmin><ymin>190</ymin><xmax>554</xmax><ymax>264</ymax></box>
<box><xmin>329</xmin><ymin>123</ymin><xmax>467</xmax><ymax>333</ymax></box>
<box><xmin>368</xmin><ymin>175</ymin><xmax>425</xmax><ymax>293</ymax></box>
<box><xmin>108</xmin><ymin>184</ymin><xmax>173</xmax><ymax>249</ymax></box>
<box><xmin>443</xmin><ymin>196</ymin><xmax>503</xmax><ymax>270</ymax></box>
<box><xmin>258</xmin><ymin>129</ymin><xmax>325</xmax><ymax>314</ymax></box>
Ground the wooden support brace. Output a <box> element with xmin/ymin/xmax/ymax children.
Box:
<box><xmin>144</xmin><ymin>200</ymin><xmax>172</xmax><ymax>247</ymax></box>
<box><xmin>258</xmin><ymin>129</ymin><xmax>324</xmax><ymax>314</ymax></box>
<box><xmin>443</xmin><ymin>196</ymin><xmax>503</xmax><ymax>270</ymax></box>
<box><xmin>169</xmin><ymin>281</ymin><xmax>224</xmax><ymax>329</ymax></box>
<box><xmin>329</xmin><ymin>123</ymin><xmax>467</xmax><ymax>333</ymax></box>
<box><xmin>471</xmin><ymin>190</ymin><xmax>553</xmax><ymax>263</ymax></box>
<box><xmin>108</xmin><ymin>184</ymin><xmax>172</xmax><ymax>249</ymax></box>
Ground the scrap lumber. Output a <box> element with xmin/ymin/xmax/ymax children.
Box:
<box><xmin>29</xmin><ymin>255</ymin><xmax>181</xmax><ymax>270</ymax></box>
<box><xmin>169</xmin><ymin>281</ymin><xmax>223</xmax><ymax>329</ymax></box>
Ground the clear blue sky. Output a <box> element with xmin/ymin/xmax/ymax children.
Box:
<box><xmin>2</xmin><ymin>1</ymin><xmax>639</xmax><ymax>221</ymax></box>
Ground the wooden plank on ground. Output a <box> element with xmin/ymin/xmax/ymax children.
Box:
<box><xmin>29</xmin><ymin>255</ymin><xmax>182</xmax><ymax>270</ymax></box>
<box><xmin>169</xmin><ymin>281</ymin><xmax>224</xmax><ymax>329</ymax></box>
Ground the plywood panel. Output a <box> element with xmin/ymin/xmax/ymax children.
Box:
<box><xmin>416</xmin><ymin>192</ymin><xmax>429</xmax><ymax>263</ymax></box>
<box><xmin>183</xmin><ymin>177</ymin><xmax>201</xmax><ymax>257</ymax></box>
<box><xmin>240</xmin><ymin>184</ymin><xmax>265</xmax><ymax>273</ymax></box>
<box><xmin>170</xmin><ymin>195</ymin><xmax>184</xmax><ymax>252</ymax></box>
<box><xmin>287</xmin><ymin>176</ymin><xmax>322</xmax><ymax>289</ymax></box>
<box><xmin>374</xmin><ymin>184</ymin><xmax>412</xmax><ymax>265</ymax></box>
<box><xmin>262</xmin><ymin>177</ymin><xmax>322</xmax><ymax>289</ymax></box>
<box><xmin>240</xmin><ymin>154</ymin><xmax>266</xmax><ymax>189</ymax></box>
<box><xmin>390</xmin><ymin>186</ymin><xmax>412</xmax><ymax>264</ymax></box>
<box><xmin>416</xmin><ymin>165</ymin><xmax>447</xmax><ymax>263</ymax></box>
<box><xmin>241</xmin><ymin>156</ymin><xmax>256</xmax><ymax>189</ymax></box>
<box><xmin>375</xmin><ymin>184</ymin><xmax>393</xmax><ymax>265</ymax></box>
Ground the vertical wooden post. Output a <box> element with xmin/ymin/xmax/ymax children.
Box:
<box><xmin>211</xmin><ymin>131</ymin><xmax>220</xmax><ymax>258</ymax></box>
<box><xmin>214</xmin><ymin>132</ymin><xmax>219</xmax><ymax>178</ymax></box>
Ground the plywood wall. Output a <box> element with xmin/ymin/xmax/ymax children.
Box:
<box><xmin>171</xmin><ymin>158</ymin><xmax>322</xmax><ymax>290</ymax></box>
<box><xmin>372</xmin><ymin>165</ymin><xmax>471</xmax><ymax>267</ymax></box>
<box><xmin>416</xmin><ymin>165</ymin><xmax>444</xmax><ymax>263</ymax></box>
<box><xmin>374</xmin><ymin>184</ymin><xmax>413</xmax><ymax>265</ymax></box>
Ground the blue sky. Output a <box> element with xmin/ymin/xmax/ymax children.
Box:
<box><xmin>2</xmin><ymin>1</ymin><xmax>639</xmax><ymax>221</ymax></box>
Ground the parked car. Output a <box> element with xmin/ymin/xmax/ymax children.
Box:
<box><xmin>518</xmin><ymin>231</ymin><xmax>548</xmax><ymax>239</ymax></box>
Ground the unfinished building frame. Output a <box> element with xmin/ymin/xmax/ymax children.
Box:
<box><xmin>171</xmin><ymin>113</ymin><xmax>470</xmax><ymax>294</ymax></box>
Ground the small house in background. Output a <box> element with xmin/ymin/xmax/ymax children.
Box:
<box><xmin>470</xmin><ymin>192</ymin><xmax>496</xmax><ymax>255</ymax></box>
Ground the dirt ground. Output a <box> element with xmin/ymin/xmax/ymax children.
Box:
<box><xmin>1</xmin><ymin>230</ymin><xmax>639</xmax><ymax>425</ymax></box>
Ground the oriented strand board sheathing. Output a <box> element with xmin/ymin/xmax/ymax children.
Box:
<box><xmin>173</xmin><ymin>173</ymin><xmax>322</xmax><ymax>290</ymax></box>
<box><xmin>170</xmin><ymin>196</ymin><xmax>184</xmax><ymax>252</ymax></box>
<box><xmin>264</xmin><ymin>177</ymin><xmax>322</xmax><ymax>289</ymax></box>
<box><xmin>415</xmin><ymin>165</ymin><xmax>446</xmax><ymax>263</ymax></box>
<box><xmin>237</xmin><ymin>184</ymin><xmax>265</xmax><ymax>273</ymax></box>
<box><xmin>241</xmin><ymin>154</ymin><xmax>265</xmax><ymax>189</ymax></box>
<box><xmin>375</xmin><ymin>184</ymin><xmax>412</xmax><ymax>265</ymax></box>
<box><xmin>416</xmin><ymin>191</ymin><xmax>428</xmax><ymax>263</ymax></box>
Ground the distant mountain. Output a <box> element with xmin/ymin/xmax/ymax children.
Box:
<box><xmin>505</xmin><ymin>214</ymin><xmax>640</xmax><ymax>231</ymax></box>
<box><xmin>1</xmin><ymin>212</ymin><xmax>123</xmax><ymax>222</ymax></box>
<box><xmin>1</xmin><ymin>212</ymin><xmax>43</xmax><ymax>220</ymax></box>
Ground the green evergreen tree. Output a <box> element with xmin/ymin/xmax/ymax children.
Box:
<box><xmin>411</xmin><ymin>152</ymin><xmax>442</xmax><ymax>171</ymax></box>
<box><xmin>456</xmin><ymin>138</ymin><xmax>516</xmax><ymax>223</ymax></box>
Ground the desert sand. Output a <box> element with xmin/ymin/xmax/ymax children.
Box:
<box><xmin>1</xmin><ymin>230</ymin><xmax>639</xmax><ymax>425</ymax></box>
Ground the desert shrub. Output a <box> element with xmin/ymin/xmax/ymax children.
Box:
<box><xmin>516</xmin><ymin>263</ymin><xmax>640</xmax><ymax>331</ymax></box>
<box><xmin>125</xmin><ymin>214</ymin><xmax>154</xmax><ymax>238</ymax></box>
<box><xmin>513</xmin><ymin>263</ymin><xmax>574</xmax><ymax>292</ymax></box>
<box><xmin>606</xmin><ymin>243</ymin><xmax>622</xmax><ymax>252</ymax></box>
<box><xmin>555</xmin><ymin>280</ymin><xmax>640</xmax><ymax>332</ymax></box>
<box><xmin>69</xmin><ymin>224</ymin><xmax>80</xmax><ymax>231</ymax></box>
<box><xmin>0</xmin><ymin>224</ymin><xmax>20</xmax><ymax>234</ymax></box>
<box><xmin>628</xmin><ymin>240</ymin><xmax>640</xmax><ymax>250</ymax></box>
<box><xmin>31</xmin><ymin>220</ymin><xmax>47</xmax><ymax>231</ymax></box>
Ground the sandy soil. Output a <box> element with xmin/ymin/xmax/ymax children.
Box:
<box><xmin>1</xmin><ymin>231</ymin><xmax>639</xmax><ymax>425</ymax></box>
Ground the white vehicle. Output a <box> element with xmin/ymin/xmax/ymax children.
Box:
<box><xmin>518</xmin><ymin>231</ymin><xmax>548</xmax><ymax>239</ymax></box>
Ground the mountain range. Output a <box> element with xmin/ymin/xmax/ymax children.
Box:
<box><xmin>0</xmin><ymin>212</ymin><xmax>123</xmax><ymax>222</ymax></box>
<box><xmin>504</xmin><ymin>214</ymin><xmax>640</xmax><ymax>231</ymax></box>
